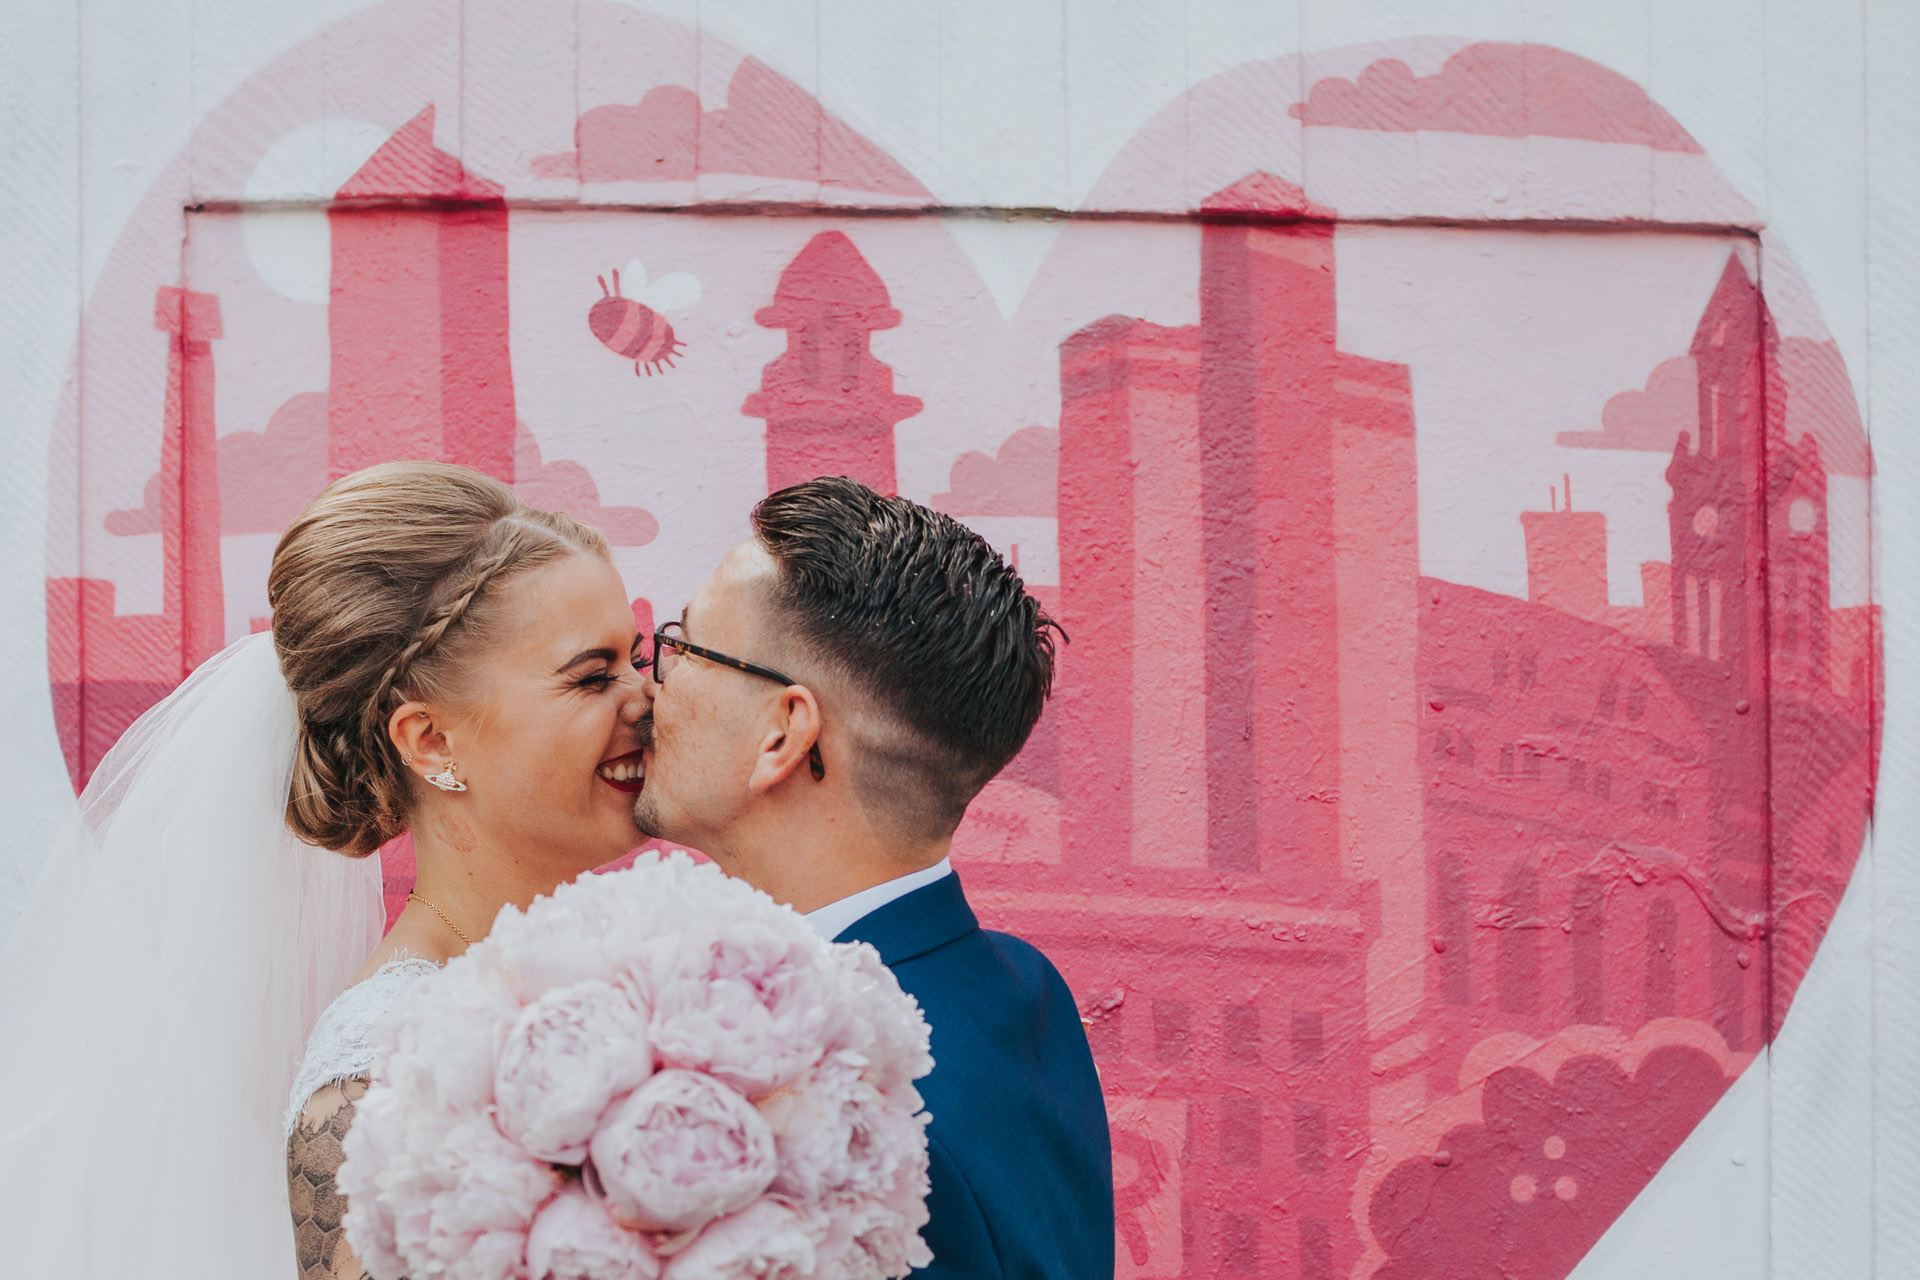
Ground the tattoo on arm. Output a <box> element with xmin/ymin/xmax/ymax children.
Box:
<box><xmin>286</xmin><ymin>1076</ymin><xmax>382</xmax><ymax>1280</ymax></box>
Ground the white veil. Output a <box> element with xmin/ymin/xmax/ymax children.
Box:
<box><xmin>0</xmin><ymin>632</ymin><xmax>384</xmax><ymax>1277</ymax></box>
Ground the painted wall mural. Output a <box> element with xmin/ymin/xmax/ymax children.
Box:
<box><xmin>40</xmin><ymin>5</ymin><xmax>1877</xmax><ymax>1279</ymax></box>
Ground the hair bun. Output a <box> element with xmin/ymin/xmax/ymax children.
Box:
<box><xmin>287</xmin><ymin>719</ymin><xmax>402</xmax><ymax>856</ymax></box>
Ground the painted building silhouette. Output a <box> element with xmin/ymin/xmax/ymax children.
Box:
<box><xmin>1030</xmin><ymin>175</ymin><xmax>1415</xmax><ymax>1278</ymax></box>
<box><xmin>47</xmin><ymin>286</ymin><xmax>225</xmax><ymax>787</ymax></box>
<box><xmin>743</xmin><ymin>230</ymin><xmax>921</xmax><ymax>496</ymax></box>
<box><xmin>328</xmin><ymin>104</ymin><xmax>517</xmax><ymax>483</ymax></box>
<box><xmin>978</xmin><ymin>177</ymin><xmax>1879</xmax><ymax>1277</ymax></box>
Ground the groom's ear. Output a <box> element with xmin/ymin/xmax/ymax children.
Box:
<box><xmin>747</xmin><ymin>686</ymin><xmax>821</xmax><ymax>795</ymax></box>
<box><xmin>389</xmin><ymin>701</ymin><xmax>452</xmax><ymax>776</ymax></box>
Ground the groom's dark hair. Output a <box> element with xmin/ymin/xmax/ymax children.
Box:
<box><xmin>750</xmin><ymin>476</ymin><xmax>1062</xmax><ymax>836</ymax></box>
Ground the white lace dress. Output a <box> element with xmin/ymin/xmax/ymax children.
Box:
<box><xmin>284</xmin><ymin>957</ymin><xmax>439</xmax><ymax>1135</ymax></box>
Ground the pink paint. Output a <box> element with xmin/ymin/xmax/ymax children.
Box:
<box><xmin>1366</xmin><ymin>1039</ymin><xmax>1732</xmax><ymax>1279</ymax></box>
<box><xmin>931</xmin><ymin>425</ymin><xmax>1058</xmax><ymax>518</ymax></box>
<box><xmin>1780</xmin><ymin>336</ymin><xmax>1872</xmax><ymax>478</ymax></box>
<box><xmin>589</xmin><ymin>269</ymin><xmax>684</xmax><ymax>375</ymax></box>
<box><xmin>1005</xmin><ymin>201</ymin><xmax>1871</xmax><ymax>1276</ymax></box>
<box><xmin>153</xmin><ymin>286</ymin><xmax>227</xmax><ymax>673</ymax></box>
<box><xmin>1560</xmin><ymin>357</ymin><xmax>1700</xmax><ymax>454</ymax></box>
<box><xmin>329</xmin><ymin>106</ymin><xmax>517</xmax><ymax>483</ymax></box>
<box><xmin>513</xmin><ymin>427</ymin><xmax>658</xmax><ymax>546</ymax></box>
<box><xmin>533</xmin><ymin>56</ymin><xmax>928</xmax><ymax>198</ymax></box>
<box><xmin>1521</xmin><ymin>501</ymin><xmax>1609</xmax><ymax>617</ymax></box>
<box><xmin>47</xmin><ymin>284</ymin><xmax>227</xmax><ymax>786</ymax></box>
<box><xmin>1058</xmin><ymin>315</ymin><xmax>1204</xmax><ymax>871</ymax></box>
<box><xmin>106</xmin><ymin>392</ymin><xmax>328</xmax><ymax>537</ymax></box>
<box><xmin>742</xmin><ymin>231</ymin><xmax>922</xmax><ymax>496</ymax></box>
<box><xmin>1291</xmin><ymin>43</ymin><xmax>1703</xmax><ymax>153</ymax></box>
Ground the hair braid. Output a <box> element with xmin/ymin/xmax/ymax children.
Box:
<box><xmin>364</xmin><ymin>540</ymin><xmax>524</xmax><ymax>729</ymax></box>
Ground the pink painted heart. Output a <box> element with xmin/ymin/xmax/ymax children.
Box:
<box><xmin>42</xmin><ymin>9</ymin><xmax>1874</xmax><ymax>1278</ymax></box>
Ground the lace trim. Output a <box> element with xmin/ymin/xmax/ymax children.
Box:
<box><xmin>284</xmin><ymin>956</ymin><xmax>439</xmax><ymax>1136</ymax></box>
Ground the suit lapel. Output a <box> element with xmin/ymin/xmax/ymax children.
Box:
<box><xmin>833</xmin><ymin>871</ymin><xmax>979</xmax><ymax>965</ymax></box>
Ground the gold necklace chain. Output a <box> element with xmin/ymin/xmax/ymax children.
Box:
<box><xmin>407</xmin><ymin>892</ymin><xmax>474</xmax><ymax>946</ymax></box>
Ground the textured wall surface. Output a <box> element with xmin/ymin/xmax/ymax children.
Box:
<box><xmin>2</xmin><ymin>2</ymin><xmax>1916</xmax><ymax>1276</ymax></box>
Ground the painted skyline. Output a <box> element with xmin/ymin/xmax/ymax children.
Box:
<box><xmin>36</xmin><ymin>14</ymin><xmax>1878</xmax><ymax>1276</ymax></box>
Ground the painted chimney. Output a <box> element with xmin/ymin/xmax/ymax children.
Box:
<box><xmin>1520</xmin><ymin>475</ymin><xmax>1609</xmax><ymax>619</ymax></box>
<box><xmin>154</xmin><ymin>285</ymin><xmax>225</xmax><ymax>672</ymax></box>
<box><xmin>328</xmin><ymin>105</ymin><xmax>517</xmax><ymax>483</ymax></box>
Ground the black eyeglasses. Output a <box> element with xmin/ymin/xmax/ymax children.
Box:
<box><xmin>646</xmin><ymin>621</ymin><xmax>825</xmax><ymax>780</ymax></box>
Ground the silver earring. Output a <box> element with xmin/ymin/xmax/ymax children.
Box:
<box><xmin>424</xmin><ymin>762</ymin><xmax>467</xmax><ymax>793</ymax></box>
<box><xmin>401</xmin><ymin>753</ymin><xmax>413</xmax><ymax>766</ymax></box>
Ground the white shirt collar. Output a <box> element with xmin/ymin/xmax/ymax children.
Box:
<box><xmin>803</xmin><ymin>857</ymin><xmax>953</xmax><ymax>942</ymax></box>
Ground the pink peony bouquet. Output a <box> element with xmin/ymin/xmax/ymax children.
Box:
<box><xmin>338</xmin><ymin>851</ymin><xmax>934</xmax><ymax>1280</ymax></box>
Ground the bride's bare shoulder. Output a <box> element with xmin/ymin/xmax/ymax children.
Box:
<box><xmin>349</xmin><ymin>918</ymin><xmax>455</xmax><ymax>985</ymax></box>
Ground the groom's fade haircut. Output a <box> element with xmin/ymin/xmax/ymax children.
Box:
<box><xmin>750</xmin><ymin>475</ymin><xmax>1062</xmax><ymax>840</ymax></box>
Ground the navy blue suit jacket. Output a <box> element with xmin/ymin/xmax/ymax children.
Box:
<box><xmin>837</xmin><ymin>872</ymin><xmax>1114</xmax><ymax>1280</ymax></box>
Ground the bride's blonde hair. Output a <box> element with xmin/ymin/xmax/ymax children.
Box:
<box><xmin>268</xmin><ymin>461</ymin><xmax>609</xmax><ymax>854</ymax></box>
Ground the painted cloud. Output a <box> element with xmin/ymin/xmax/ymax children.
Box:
<box><xmin>513</xmin><ymin>429</ymin><xmax>660</xmax><ymax>546</ymax></box>
<box><xmin>106</xmin><ymin>391</ymin><xmax>329</xmax><ymax>536</ymax></box>
<box><xmin>1291</xmin><ymin>43</ymin><xmax>1702</xmax><ymax>153</ymax></box>
<box><xmin>532</xmin><ymin>57</ymin><xmax>927</xmax><ymax>197</ymax></box>
<box><xmin>1558</xmin><ymin>357</ymin><xmax>1697</xmax><ymax>455</ymax></box>
<box><xmin>932</xmin><ymin>426</ymin><xmax>1058</xmax><ymax>517</ymax></box>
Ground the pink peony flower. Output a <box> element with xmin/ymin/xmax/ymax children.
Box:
<box><xmin>758</xmin><ymin>1052</ymin><xmax>932</xmax><ymax>1280</ymax></box>
<box><xmin>383</xmin><ymin>954</ymin><xmax>525</xmax><ymax>1113</ymax></box>
<box><xmin>489</xmin><ymin>875</ymin><xmax>628</xmax><ymax>1000</ymax></box>
<box><xmin>338</xmin><ymin>1084</ymin><xmax>410</xmax><ymax>1279</ymax></box>
<box><xmin>496</xmin><ymin>979</ymin><xmax>654</xmax><ymax>1163</ymax></box>
<box><xmin>660</xmin><ymin>1200</ymin><xmax>823</xmax><ymax>1280</ymax></box>
<box><xmin>527</xmin><ymin>1185</ymin><xmax>662</xmax><ymax>1280</ymax></box>
<box><xmin>852</xmin><ymin>1100</ymin><xmax>934</xmax><ymax>1218</ymax></box>
<box><xmin>812</xmin><ymin>1194</ymin><xmax>935</xmax><ymax>1280</ymax></box>
<box><xmin>763</xmin><ymin>1052</ymin><xmax>931</xmax><ymax>1206</ymax></box>
<box><xmin>590</xmin><ymin>1070</ymin><xmax>778</xmax><ymax>1232</ymax></box>
<box><xmin>760</xmin><ymin>1052</ymin><xmax>871</xmax><ymax>1201</ymax></box>
<box><xmin>649</xmin><ymin>916</ymin><xmax>837</xmax><ymax>1096</ymax></box>
<box><xmin>389</xmin><ymin>1112</ymin><xmax>561</xmax><ymax>1280</ymax></box>
<box><xmin>821</xmin><ymin>945</ymin><xmax>932</xmax><ymax>1098</ymax></box>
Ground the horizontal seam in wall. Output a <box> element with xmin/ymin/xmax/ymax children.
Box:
<box><xmin>182</xmin><ymin>198</ymin><xmax>1764</xmax><ymax>238</ymax></box>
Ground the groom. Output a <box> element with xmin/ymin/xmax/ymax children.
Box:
<box><xmin>632</xmin><ymin>476</ymin><xmax>1113</xmax><ymax>1279</ymax></box>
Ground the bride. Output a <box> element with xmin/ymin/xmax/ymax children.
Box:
<box><xmin>0</xmin><ymin>461</ymin><xmax>651</xmax><ymax>1279</ymax></box>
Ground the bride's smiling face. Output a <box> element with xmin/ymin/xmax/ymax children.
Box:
<box><xmin>404</xmin><ymin>553</ymin><xmax>647</xmax><ymax>877</ymax></box>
